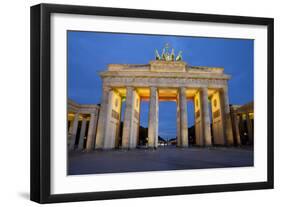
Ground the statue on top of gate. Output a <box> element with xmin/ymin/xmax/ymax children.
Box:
<box><xmin>155</xmin><ymin>43</ymin><xmax>183</xmax><ymax>62</ymax></box>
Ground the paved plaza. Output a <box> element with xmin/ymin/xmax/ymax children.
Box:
<box><xmin>68</xmin><ymin>146</ymin><xmax>253</xmax><ymax>175</ymax></box>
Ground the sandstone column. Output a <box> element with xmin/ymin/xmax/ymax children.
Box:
<box><xmin>148</xmin><ymin>87</ymin><xmax>159</xmax><ymax>148</ymax></box>
<box><xmin>246</xmin><ymin>113</ymin><xmax>253</xmax><ymax>144</ymax></box>
<box><xmin>233</xmin><ymin>113</ymin><xmax>241</xmax><ymax>145</ymax></box>
<box><xmin>103</xmin><ymin>90</ymin><xmax>117</xmax><ymax>149</ymax></box>
<box><xmin>194</xmin><ymin>92</ymin><xmax>204</xmax><ymax>146</ymax></box>
<box><xmin>176</xmin><ymin>97</ymin><xmax>181</xmax><ymax>147</ymax></box>
<box><xmin>122</xmin><ymin>87</ymin><xmax>134</xmax><ymax>149</ymax></box>
<box><xmin>67</xmin><ymin>119</ymin><xmax>73</xmax><ymax>147</ymax></box>
<box><xmin>221</xmin><ymin>86</ymin><xmax>234</xmax><ymax>145</ymax></box>
<box><xmin>68</xmin><ymin>119</ymin><xmax>73</xmax><ymax>133</ymax></box>
<box><xmin>136</xmin><ymin>102</ymin><xmax>141</xmax><ymax>147</ymax></box>
<box><xmin>179</xmin><ymin>87</ymin><xmax>188</xmax><ymax>147</ymax></box>
<box><xmin>70</xmin><ymin>113</ymin><xmax>79</xmax><ymax>150</ymax></box>
<box><xmin>115</xmin><ymin>97</ymin><xmax>123</xmax><ymax>148</ymax></box>
<box><xmin>211</xmin><ymin>91</ymin><xmax>225</xmax><ymax>145</ymax></box>
<box><xmin>238</xmin><ymin>114</ymin><xmax>244</xmax><ymax>140</ymax></box>
<box><xmin>78</xmin><ymin>116</ymin><xmax>87</xmax><ymax>150</ymax></box>
<box><xmin>130</xmin><ymin>93</ymin><xmax>140</xmax><ymax>148</ymax></box>
<box><xmin>95</xmin><ymin>86</ymin><xmax>111</xmax><ymax>149</ymax></box>
<box><xmin>86</xmin><ymin>112</ymin><xmax>99</xmax><ymax>151</ymax></box>
<box><xmin>201</xmin><ymin>87</ymin><xmax>212</xmax><ymax>146</ymax></box>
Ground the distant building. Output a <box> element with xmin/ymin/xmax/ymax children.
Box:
<box><xmin>230</xmin><ymin>102</ymin><xmax>254</xmax><ymax>145</ymax></box>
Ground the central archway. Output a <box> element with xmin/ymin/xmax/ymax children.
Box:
<box><xmin>158</xmin><ymin>101</ymin><xmax>177</xmax><ymax>147</ymax></box>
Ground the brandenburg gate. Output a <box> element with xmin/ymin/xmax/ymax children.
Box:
<box><xmin>94</xmin><ymin>46</ymin><xmax>234</xmax><ymax>150</ymax></box>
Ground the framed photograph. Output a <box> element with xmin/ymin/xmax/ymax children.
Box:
<box><xmin>30</xmin><ymin>3</ymin><xmax>274</xmax><ymax>203</ymax></box>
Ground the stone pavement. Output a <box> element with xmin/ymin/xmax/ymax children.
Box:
<box><xmin>68</xmin><ymin>146</ymin><xmax>253</xmax><ymax>175</ymax></box>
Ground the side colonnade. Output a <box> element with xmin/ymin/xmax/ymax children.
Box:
<box><xmin>68</xmin><ymin>100</ymin><xmax>99</xmax><ymax>151</ymax></box>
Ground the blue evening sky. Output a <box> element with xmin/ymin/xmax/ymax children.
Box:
<box><xmin>68</xmin><ymin>31</ymin><xmax>253</xmax><ymax>139</ymax></box>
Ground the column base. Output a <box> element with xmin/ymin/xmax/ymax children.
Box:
<box><xmin>121</xmin><ymin>146</ymin><xmax>137</xmax><ymax>150</ymax></box>
<box><xmin>176</xmin><ymin>144</ymin><xmax>189</xmax><ymax>148</ymax></box>
<box><xmin>84</xmin><ymin>149</ymin><xmax>93</xmax><ymax>152</ymax></box>
<box><xmin>147</xmin><ymin>146</ymin><xmax>158</xmax><ymax>150</ymax></box>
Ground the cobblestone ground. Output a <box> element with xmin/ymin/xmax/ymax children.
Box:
<box><xmin>68</xmin><ymin>146</ymin><xmax>253</xmax><ymax>175</ymax></box>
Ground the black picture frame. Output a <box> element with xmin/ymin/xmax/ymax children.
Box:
<box><xmin>30</xmin><ymin>3</ymin><xmax>274</xmax><ymax>204</ymax></box>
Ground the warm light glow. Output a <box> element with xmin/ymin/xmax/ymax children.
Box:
<box><xmin>207</xmin><ymin>89</ymin><xmax>216</xmax><ymax>97</ymax></box>
<box><xmin>249</xmin><ymin>112</ymin><xmax>254</xmax><ymax>119</ymax></box>
<box><xmin>114</xmin><ymin>87</ymin><xmax>218</xmax><ymax>101</ymax></box>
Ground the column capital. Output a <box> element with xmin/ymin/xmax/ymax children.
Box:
<box><xmin>102</xmin><ymin>86</ymin><xmax>112</xmax><ymax>92</ymax></box>
<box><xmin>150</xmin><ymin>86</ymin><xmax>158</xmax><ymax>94</ymax></box>
<box><xmin>179</xmin><ymin>87</ymin><xmax>187</xmax><ymax>93</ymax></box>
<box><xmin>126</xmin><ymin>86</ymin><xmax>135</xmax><ymax>91</ymax></box>
<box><xmin>177</xmin><ymin>87</ymin><xmax>187</xmax><ymax>101</ymax></box>
<box><xmin>81</xmin><ymin>114</ymin><xmax>88</xmax><ymax>119</ymax></box>
<box><xmin>201</xmin><ymin>87</ymin><xmax>208</xmax><ymax>92</ymax></box>
<box><xmin>113</xmin><ymin>88</ymin><xmax>122</xmax><ymax>97</ymax></box>
<box><xmin>220</xmin><ymin>85</ymin><xmax>228</xmax><ymax>93</ymax></box>
<box><xmin>90</xmin><ymin>111</ymin><xmax>97</xmax><ymax>116</ymax></box>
